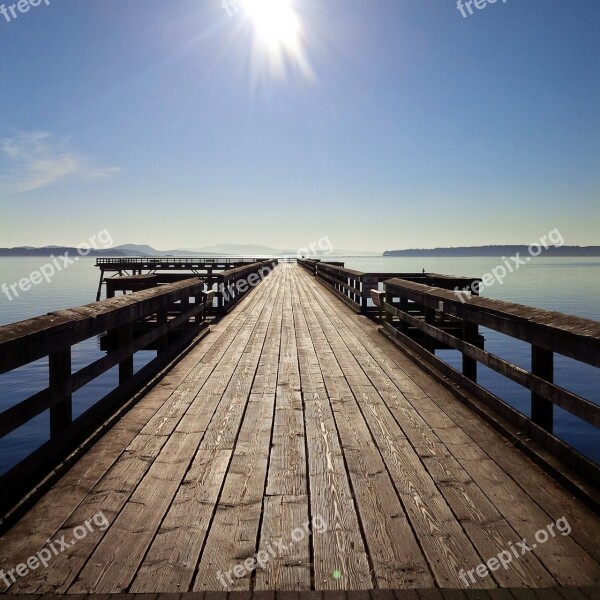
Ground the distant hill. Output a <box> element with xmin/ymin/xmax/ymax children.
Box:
<box><xmin>0</xmin><ymin>242</ymin><xmax>380</xmax><ymax>258</ymax></box>
<box><xmin>115</xmin><ymin>243</ymin><xmax>380</xmax><ymax>257</ymax></box>
<box><xmin>186</xmin><ymin>243</ymin><xmax>281</xmax><ymax>256</ymax></box>
<box><xmin>0</xmin><ymin>246</ymin><xmax>126</xmax><ymax>257</ymax></box>
<box><xmin>383</xmin><ymin>245</ymin><xmax>600</xmax><ymax>257</ymax></box>
<box><xmin>113</xmin><ymin>244</ymin><xmax>229</xmax><ymax>257</ymax></box>
<box><xmin>190</xmin><ymin>243</ymin><xmax>379</xmax><ymax>257</ymax></box>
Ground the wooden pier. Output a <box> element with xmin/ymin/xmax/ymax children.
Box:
<box><xmin>1</xmin><ymin>262</ymin><xmax>599</xmax><ymax>597</ymax></box>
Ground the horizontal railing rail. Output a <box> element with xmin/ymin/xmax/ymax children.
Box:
<box><xmin>213</xmin><ymin>259</ymin><xmax>278</xmax><ymax>314</ymax></box>
<box><xmin>381</xmin><ymin>277</ymin><xmax>600</xmax><ymax>485</ymax></box>
<box><xmin>95</xmin><ymin>256</ymin><xmax>269</xmax><ymax>266</ymax></box>
<box><xmin>95</xmin><ymin>256</ymin><xmax>278</xmax><ymax>301</ymax></box>
<box><xmin>0</xmin><ymin>278</ymin><xmax>214</xmax><ymax>519</ymax></box>
<box><xmin>300</xmin><ymin>259</ymin><xmax>481</xmax><ymax>317</ymax></box>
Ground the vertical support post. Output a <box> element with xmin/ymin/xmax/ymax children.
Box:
<box><xmin>217</xmin><ymin>278</ymin><xmax>225</xmax><ymax>314</ymax></box>
<box><xmin>180</xmin><ymin>296</ymin><xmax>190</xmax><ymax>333</ymax></box>
<box><xmin>424</xmin><ymin>306</ymin><xmax>436</xmax><ymax>353</ymax></box>
<box><xmin>49</xmin><ymin>348</ymin><xmax>72</xmax><ymax>438</ymax></box>
<box><xmin>531</xmin><ymin>345</ymin><xmax>553</xmax><ymax>432</ymax></box>
<box><xmin>157</xmin><ymin>305</ymin><xmax>168</xmax><ymax>354</ymax></box>
<box><xmin>117</xmin><ymin>323</ymin><xmax>134</xmax><ymax>384</ymax></box>
<box><xmin>96</xmin><ymin>268</ymin><xmax>105</xmax><ymax>302</ymax></box>
<box><xmin>385</xmin><ymin>287</ymin><xmax>394</xmax><ymax>327</ymax></box>
<box><xmin>361</xmin><ymin>275</ymin><xmax>378</xmax><ymax>316</ymax></box>
<box><xmin>399</xmin><ymin>297</ymin><xmax>409</xmax><ymax>334</ymax></box>
<box><xmin>462</xmin><ymin>320</ymin><xmax>478</xmax><ymax>382</ymax></box>
<box><xmin>194</xmin><ymin>294</ymin><xmax>202</xmax><ymax>324</ymax></box>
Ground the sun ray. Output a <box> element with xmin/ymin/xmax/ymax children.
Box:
<box><xmin>237</xmin><ymin>0</ymin><xmax>313</xmax><ymax>80</ymax></box>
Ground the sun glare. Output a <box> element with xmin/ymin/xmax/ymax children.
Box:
<box><xmin>242</xmin><ymin>0</ymin><xmax>300</xmax><ymax>50</ymax></box>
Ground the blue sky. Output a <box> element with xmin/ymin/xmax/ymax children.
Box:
<box><xmin>0</xmin><ymin>0</ymin><xmax>598</xmax><ymax>252</ymax></box>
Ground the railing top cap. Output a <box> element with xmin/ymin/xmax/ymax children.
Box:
<box><xmin>384</xmin><ymin>277</ymin><xmax>600</xmax><ymax>343</ymax></box>
<box><xmin>318</xmin><ymin>263</ymin><xmax>363</xmax><ymax>276</ymax></box>
<box><xmin>0</xmin><ymin>278</ymin><xmax>204</xmax><ymax>345</ymax></box>
<box><xmin>219</xmin><ymin>259</ymin><xmax>277</xmax><ymax>278</ymax></box>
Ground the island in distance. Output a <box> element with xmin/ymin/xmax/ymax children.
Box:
<box><xmin>383</xmin><ymin>245</ymin><xmax>600</xmax><ymax>257</ymax></box>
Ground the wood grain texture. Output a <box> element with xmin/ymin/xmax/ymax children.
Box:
<box><xmin>1</xmin><ymin>264</ymin><xmax>599</xmax><ymax>595</ymax></box>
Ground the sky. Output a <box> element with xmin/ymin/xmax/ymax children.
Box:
<box><xmin>0</xmin><ymin>0</ymin><xmax>598</xmax><ymax>253</ymax></box>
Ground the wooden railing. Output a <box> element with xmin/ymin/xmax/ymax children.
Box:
<box><xmin>213</xmin><ymin>259</ymin><xmax>278</xmax><ymax>314</ymax></box>
<box><xmin>96</xmin><ymin>256</ymin><xmax>267</xmax><ymax>267</ymax></box>
<box><xmin>381</xmin><ymin>278</ymin><xmax>600</xmax><ymax>486</ymax></box>
<box><xmin>0</xmin><ymin>279</ymin><xmax>214</xmax><ymax>520</ymax></box>
<box><xmin>299</xmin><ymin>259</ymin><xmax>480</xmax><ymax>317</ymax></box>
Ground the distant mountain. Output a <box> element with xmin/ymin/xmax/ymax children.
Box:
<box><xmin>383</xmin><ymin>245</ymin><xmax>600</xmax><ymax>257</ymax></box>
<box><xmin>190</xmin><ymin>244</ymin><xmax>380</xmax><ymax>257</ymax></box>
<box><xmin>114</xmin><ymin>244</ymin><xmax>228</xmax><ymax>257</ymax></box>
<box><xmin>0</xmin><ymin>246</ymin><xmax>126</xmax><ymax>257</ymax></box>
<box><xmin>117</xmin><ymin>242</ymin><xmax>379</xmax><ymax>257</ymax></box>
<box><xmin>0</xmin><ymin>242</ymin><xmax>380</xmax><ymax>258</ymax></box>
<box><xmin>190</xmin><ymin>243</ymin><xmax>283</xmax><ymax>256</ymax></box>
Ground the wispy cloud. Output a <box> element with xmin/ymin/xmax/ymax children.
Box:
<box><xmin>0</xmin><ymin>131</ymin><xmax>120</xmax><ymax>194</ymax></box>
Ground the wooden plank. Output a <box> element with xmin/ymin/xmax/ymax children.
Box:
<box><xmin>95</xmin><ymin>270</ymin><xmax>283</xmax><ymax>593</ymax></box>
<box><xmin>256</xmin><ymin>268</ymin><xmax>311</xmax><ymax>591</ymax></box>
<box><xmin>190</xmin><ymin>269</ymin><xmax>285</xmax><ymax>591</ymax></box>
<box><xmin>301</xmin><ymin>272</ymin><xmax>556</xmax><ymax>587</ymax></box>
<box><xmin>296</xmin><ymin>269</ymin><xmax>482</xmax><ymax>589</ymax></box>
<box><xmin>191</xmin><ymin>393</ymin><xmax>275</xmax><ymax>591</ymax></box>
<box><xmin>5</xmin><ymin>269</ymin><xmax>279</xmax><ymax>594</ymax></box>
<box><xmin>298</xmin><ymin>265</ymin><xmax>600</xmax><ymax>587</ymax></box>
<box><xmin>291</xmin><ymin>270</ymin><xmax>372</xmax><ymax>590</ymax></box>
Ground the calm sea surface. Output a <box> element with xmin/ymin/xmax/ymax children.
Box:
<box><xmin>1</xmin><ymin>256</ymin><xmax>599</xmax><ymax>473</ymax></box>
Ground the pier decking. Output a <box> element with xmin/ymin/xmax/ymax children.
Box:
<box><xmin>1</xmin><ymin>264</ymin><xmax>599</xmax><ymax>595</ymax></box>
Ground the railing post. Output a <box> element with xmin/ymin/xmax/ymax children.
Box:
<box><xmin>424</xmin><ymin>306</ymin><xmax>436</xmax><ymax>353</ymax></box>
<box><xmin>49</xmin><ymin>348</ymin><xmax>72</xmax><ymax>438</ymax></box>
<box><xmin>532</xmin><ymin>345</ymin><xmax>553</xmax><ymax>432</ymax></box>
<box><xmin>462</xmin><ymin>321</ymin><xmax>478</xmax><ymax>382</ymax></box>
<box><xmin>117</xmin><ymin>323</ymin><xmax>134</xmax><ymax>384</ymax></box>
<box><xmin>157</xmin><ymin>305</ymin><xmax>168</xmax><ymax>354</ymax></box>
<box><xmin>378</xmin><ymin>291</ymin><xmax>385</xmax><ymax>324</ymax></box>
<box><xmin>361</xmin><ymin>275</ymin><xmax>378</xmax><ymax>315</ymax></box>
<box><xmin>217</xmin><ymin>278</ymin><xmax>225</xmax><ymax>314</ymax></box>
<box><xmin>385</xmin><ymin>288</ymin><xmax>394</xmax><ymax>326</ymax></box>
<box><xmin>194</xmin><ymin>294</ymin><xmax>203</xmax><ymax>324</ymax></box>
<box><xmin>180</xmin><ymin>296</ymin><xmax>190</xmax><ymax>333</ymax></box>
<box><xmin>399</xmin><ymin>297</ymin><xmax>409</xmax><ymax>334</ymax></box>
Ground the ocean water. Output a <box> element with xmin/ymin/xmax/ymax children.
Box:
<box><xmin>0</xmin><ymin>255</ymin><xmax>598</xmax><ymax>474</ymax></box>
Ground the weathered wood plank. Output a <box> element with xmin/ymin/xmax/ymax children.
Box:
<box><xmin>301</xmin><ymin>272</ymin><xmax>557</xmax><ymax>588</ymax></box>
<box><xmin>256</xmin><ymin>270</ymin><xmax>311</xmax><ymax>591</ymax></box>
<box><xmin>292</xmin><ymin>272</ymin><xmax>372</xmax><ymax>590</ymax></box>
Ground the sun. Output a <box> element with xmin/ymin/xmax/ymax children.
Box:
<box><xmin>241</xmin><ymin>0</ymin><xmax>300</xmax><ymax>51</ymax></box>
